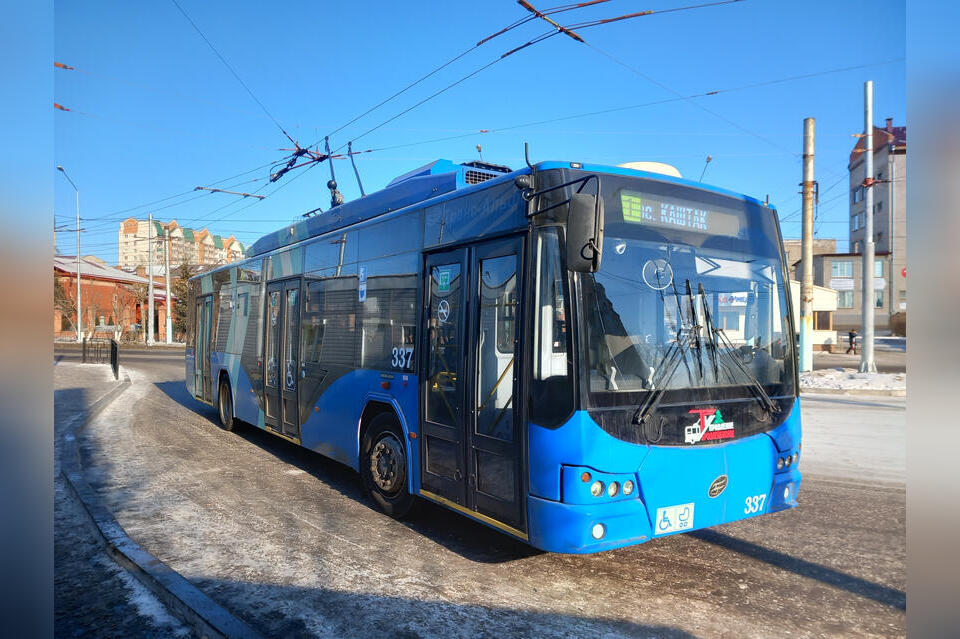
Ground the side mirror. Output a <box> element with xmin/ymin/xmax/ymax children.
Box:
<box><xmin>566</xmin><ymin>192</ymin><xmax>604</xmax><ymax>272</ymax></box>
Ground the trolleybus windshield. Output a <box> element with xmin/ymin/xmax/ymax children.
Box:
<box><xmin>580</xmin><ymin>177</ymin><xmax>795</xmax><ymax>406</ymax></box>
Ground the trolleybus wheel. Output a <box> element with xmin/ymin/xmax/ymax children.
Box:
<box><xmin>361</xmin><ymin>412</ymin><xmax>415</xmax><ymax>518</ymax></box>
<box><xmin>217</xmin><ymin>378</ymin><xmax>237</xmax><ymax>432</ymax></box>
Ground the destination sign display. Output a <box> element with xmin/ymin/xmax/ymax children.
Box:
<box><xmin>619</xmin><ymin>190</ymin><xmax>740</xmax><ymax>237</ymax></box>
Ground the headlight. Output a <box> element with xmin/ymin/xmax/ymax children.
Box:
<box><xmin>792</xmin><ymin>453</ymin><xmax>799</xmax><ymax>465</ymax></box>
<box><xmin>776</xmin><ymin>457</ymin><xmax>784</xmax><ymax>470</ymax></box>
<box><xmin>623</xmin><ymin>480</ymin><xmax>634</xmax><ymax>496</ymax></box>
<box><xmin>590</xmin><ymin>481</ymin><xmax>604</xmax><ymax>497</ymax></box>
<box><xmin>785</xmin><ymin>455</ymin><xmax>792</xmax><ymax>467</ymax></box>
<box><xmin>607</xmin><ymin>482</ymin><xmax>619</xmax><ymax>498</ymax></box>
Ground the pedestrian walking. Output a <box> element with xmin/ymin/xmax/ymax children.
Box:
<box><xmin>846</xmin><ymin>328</ymin><xmax>858</xmax><ymax>354</ymax></box>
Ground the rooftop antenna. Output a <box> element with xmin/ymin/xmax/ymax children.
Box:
<box><xmin>325</xmin><ymin>136</ymin><xmax>344</xmax><ymax>207</ymax></box>
<box><xmin>698</xmin><ymin>155</ymin><xmax>712</xmax><ymax>182</ymax></box>
<box><xmin>348</xmin><ymin>141</ymin><xmax>366</xmax><ymax>197</ymax></box>
<box><xmin>476</xmin><ymin>144</ymin><xmax>484</xmax><ymax>162</ymax></box>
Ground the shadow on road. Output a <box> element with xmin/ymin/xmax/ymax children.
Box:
<box><xmin>152</xmin><ymin>380</ymin><xmax>540</xmax><ymax>564</ymax></box>
<box><xmin>192</xmin><ymin>577</ymin><xmax>697</xmax><ymax>638</ymax></box>
<box><xmin>691</xmin><ymin>529</ymin><xmax>906</xmax><ymax>610</ymax></box>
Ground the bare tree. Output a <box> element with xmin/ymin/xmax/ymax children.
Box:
<box><xmin>111</xmin><ymin>285</ymin><xmax>138</xmax><ymax>340</ymax></box>
<box><xmin>54</xmin><ymin>275</ymin><xmax>76</xmax><ymax>331</ymax></box>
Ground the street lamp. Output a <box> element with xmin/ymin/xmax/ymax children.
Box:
<box><xmin>57</xmin><ymin>165</ymin><xmax>82</xmax><ymax>342</ymax></box>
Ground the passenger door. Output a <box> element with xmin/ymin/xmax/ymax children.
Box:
<box><xmin>264</xmin><ymin>278</ymin><xmax>302</xmax><ymax>439</ymax></box>
<box><xmin>420</xmin><ymin>237</ymin><xmax>525</xmax><ymax>534</ymax></box>
<box><xmin>194</xmin><ymin>295</ymin><xmax>214</xmax><ymax>402</ymax></box>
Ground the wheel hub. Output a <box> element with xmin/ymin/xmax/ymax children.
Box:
<box><xmin>370</xmin><ymin>434</ymin><xmax>404</xmax><ymax>494</ymax></box>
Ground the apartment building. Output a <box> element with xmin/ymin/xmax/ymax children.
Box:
<box><xmin>118</xmin><ymin>217</ymin><xmax>245</xmax><ymax>268</ymax></box>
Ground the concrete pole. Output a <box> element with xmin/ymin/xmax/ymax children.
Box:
<box><xmin>859</xmin><ymin>81</ymin><xmax>877</xmax><ymax>372</ymax></box>
<box><xmin>799</xmin><ymin>118</ymin><xmax>815</xmax><ymax>372</ymax></box>
<box><xmin>165</xmin><ymin>227</ymin><xmax>173</xmax><ymax>344</ymax></box>
<box><xmin>888</xmin><ymin>150</ymin><xmax>896</xmax><ymax>314</ymax></box>
<box><xmin>147</xmin><ymin>213</ymin><xmax>155</xmax><ymax>346</ymax></box>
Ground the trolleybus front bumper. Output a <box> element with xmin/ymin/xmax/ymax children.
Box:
<box><xmin>526</xmin><ymin>403</ymin><xmax>802</xmax><ymax>553</ymax></box>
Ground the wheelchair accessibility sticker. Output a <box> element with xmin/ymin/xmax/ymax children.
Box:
<box><xmin>654</xmin><ymin>502</ymin><xmax>695</xmax><ymax>535</ymax></box>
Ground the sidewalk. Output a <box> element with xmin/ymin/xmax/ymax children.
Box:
<box><xmin>54</xmin><ymin>361</ymin><xmax>193</xmax><ymax>638</ymax></box>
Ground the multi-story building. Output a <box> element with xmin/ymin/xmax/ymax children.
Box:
<box><xmin>792</xmin><ymin>252</ymin><xmax>891</xmax><ymax>332</ymax></box>
<box><xmin>781</xmin><ymin>238</ymin><xmax>836</xmax><ymax>271</ymax></box>
<box><xmin>848</xmin><ymin>117</ymin><xmax>906</xmax><ymax>322</ymax></box>
<box><xmin>118</xmin><ymin>217</ymin><xmax>245</xmax><ymax>268</ymax></box>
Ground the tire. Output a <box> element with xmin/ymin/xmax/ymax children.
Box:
<box><xmin>217</xmin><ymin>378</ymin><xmax>237</xmax><ymax>431</ymax></box>
<box><xmin>361</xmin><ymin>411</ymin><xmax>415</xmax><ymax>518</ymax></box>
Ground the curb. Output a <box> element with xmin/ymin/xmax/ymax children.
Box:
<box><xmin>60</xmin><ymin>370</ymin><xmax>264</xmax><ymax>639</ymax></box>
<box><xmin>801</xmin><ymin>387</ymin><xmax>906</xmax><ymax>397</ymax></box>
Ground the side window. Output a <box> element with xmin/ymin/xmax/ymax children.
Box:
<box><xmin>301</xmin><ymin>279</ymin><xmax>325</xmax><ymax>365</ymax></box>
<box><xmin>530</xmin><ymin>228</ymin><xmax>574</xmax><ymax>427</ymax></box>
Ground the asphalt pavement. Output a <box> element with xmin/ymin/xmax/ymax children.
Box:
<box><xmin>55</xmin><ymin>347</ymin><xmax>906</xmax><ymax>638</ymax></box>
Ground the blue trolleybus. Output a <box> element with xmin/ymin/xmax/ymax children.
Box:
<box><xmin>186</xmin><ymin>158</ymin><xmax>801</xmax><ymax>553</ymax></box>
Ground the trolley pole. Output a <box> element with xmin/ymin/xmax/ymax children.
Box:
<box><xmin>165</xmin><ymin>227</ymin><xmax>173</xmax><ymax>344</ymax></box>
<box><xmin>859</xmin><ymin>81</ymin><xmax>877</xmax><ymax>372</ymax></box>
<box><xmin>147</xmin><ymin>213</ymin><xmax>155</xmax><ymax>346</ymax></box>
<box><xmin>799</xmin><ymin>118</ymin><xmax>815</xmax><ymax>372</ymax></box>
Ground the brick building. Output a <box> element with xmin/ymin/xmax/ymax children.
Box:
<box><xmin>54</xmin><ymin>255</ymin><xmax>173</xmax><ymax>341</ymax></box>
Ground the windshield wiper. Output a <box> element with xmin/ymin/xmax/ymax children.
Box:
<box><xmin>697</xmin><ymin>282</ymin><xmax>720</xmax><ymax>381</ymax></box>
<box><xmin>710</xmin><ymin>327</ymin><xmax>778</xmax><ymax>416</ymax></box>
<box><xmin>685</xmin><ymin>279</ymin><xmax>704</xmax><ymax>382</ymax></box>
<box><xmin>695</xmin><ymin>281</ymin><xmax>777</xmax><ymax>415</ymax></box>
<box><xmin>632</xmin><ymin>336</ymin><xmax>687</xmax><ymax>426</ymax></box>
<box><xmin>670</xmin><ymin>276</ymin><xmax>694</xmax><ymax>385</ymax></box>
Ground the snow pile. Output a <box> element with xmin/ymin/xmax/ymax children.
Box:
<box><xmin>801</xmin><ymin>367</ymin><xmax>906</xmax><ymax>392</ymax></box>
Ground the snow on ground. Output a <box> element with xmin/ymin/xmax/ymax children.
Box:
<box><xmin>801</xmin><ymin>367</ymin><xmax>906</xmax><ymax>392</ymax></box>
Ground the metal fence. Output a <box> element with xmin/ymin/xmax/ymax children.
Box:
<box><xmin>82</xmin><ymin>337</ymin><xmax>120</xmax><ymax>379</ymax></box>
<box><xmin>110</xmin><ymin>339</ymin><xmax>119</xmax><ymax>380</ymax></box>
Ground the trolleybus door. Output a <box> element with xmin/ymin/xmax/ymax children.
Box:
<box><xmin>421</xmin><ymin>238</ymin><xmax>525</xmax><ymax>533</ymax></box>
<box><xmin>421</xmin><ymin>249</ymin><xmax>469</xmax><ymax>507</ymax></box>
<box><xmin>468</xmin><ymin>238</ymin><xmax>524</xmax><ymax>531</ymax></box>
<box><xmin>264</xmin><ymin>278</ymin><xmax>302</xmax><ymax>439</ymax></box>
<box><xmin>195</xmin><ymin>294</ymin><xmax>214</xmax><ymax>403</ymax></box>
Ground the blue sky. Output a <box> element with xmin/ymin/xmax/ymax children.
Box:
<box><xmin>54</xmin><ymin>0</ymin><xmax>905</xmax><ymax>263</ymax></box>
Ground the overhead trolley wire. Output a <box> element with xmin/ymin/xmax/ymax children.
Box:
<box><xmin>310</xmin><ymin>0</ymin><xmax>616</xmax><ymax>149</ymax></box>
<box><xmin>169</xmin><ymin>0</ymin><xmax>296</xmax><ymax>145</ymax></box>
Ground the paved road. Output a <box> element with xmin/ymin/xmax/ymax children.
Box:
<box><xmin>67</xmin><ymin>349</ymin><xmax>906</xmax><ymax>638</ymax></box>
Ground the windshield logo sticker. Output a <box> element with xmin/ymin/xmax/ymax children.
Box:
<box><xmin>437</xmin><ymin>299</ymin><xmax>450</xmax><ymax>324</ymax></box>
<box><xmin>685</xmin><ymin>408</ymin><xmax>735</xmax><ymax>444</ymax></box>
<box><xmin>641</xmin><ymin>259</ymin><xmax>673</xmax><ymax>290</ymax></box>
<box><xmin>437</xmin><ymin>268</ymin><xmax>451</xmax><ymax>292</ymax></box>
<box><xmin>708</xmin><ymin>474</ymin><xmax>728</xmax><ymax>498</ymax></box>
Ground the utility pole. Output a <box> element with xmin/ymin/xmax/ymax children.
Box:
<box><xmin>799</xmin><ymin>118</ymin><xmax>815</xmax><ymax>372</ymax></box>
<box><xmin>147</xmin><ymin>213</ymin><xmax>155</xmax><ymax>346</ymax></box>
<box><xmin>859</xmin><ymin>81</ymin><xmax>877</xmax><ymax>372</ymax></box>
<box><xmin>57</xmin><ymin>166</ymin><xmax>82</xmax><ymax>342</ymax></box>
<box><xmin>165</xmin><ymin>227</ymin><xmax>173</xmax><ymax>344</ymax></box>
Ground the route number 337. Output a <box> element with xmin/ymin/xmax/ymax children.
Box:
<box><xmin>391</xmin><ymin>346</ymin><xmax>414</xmax><ymax>370</ymax></box>
<box><xmin>744</xmin><ymin>494</ymin><xmax>766</xmax><ymax>514</ymax></box>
